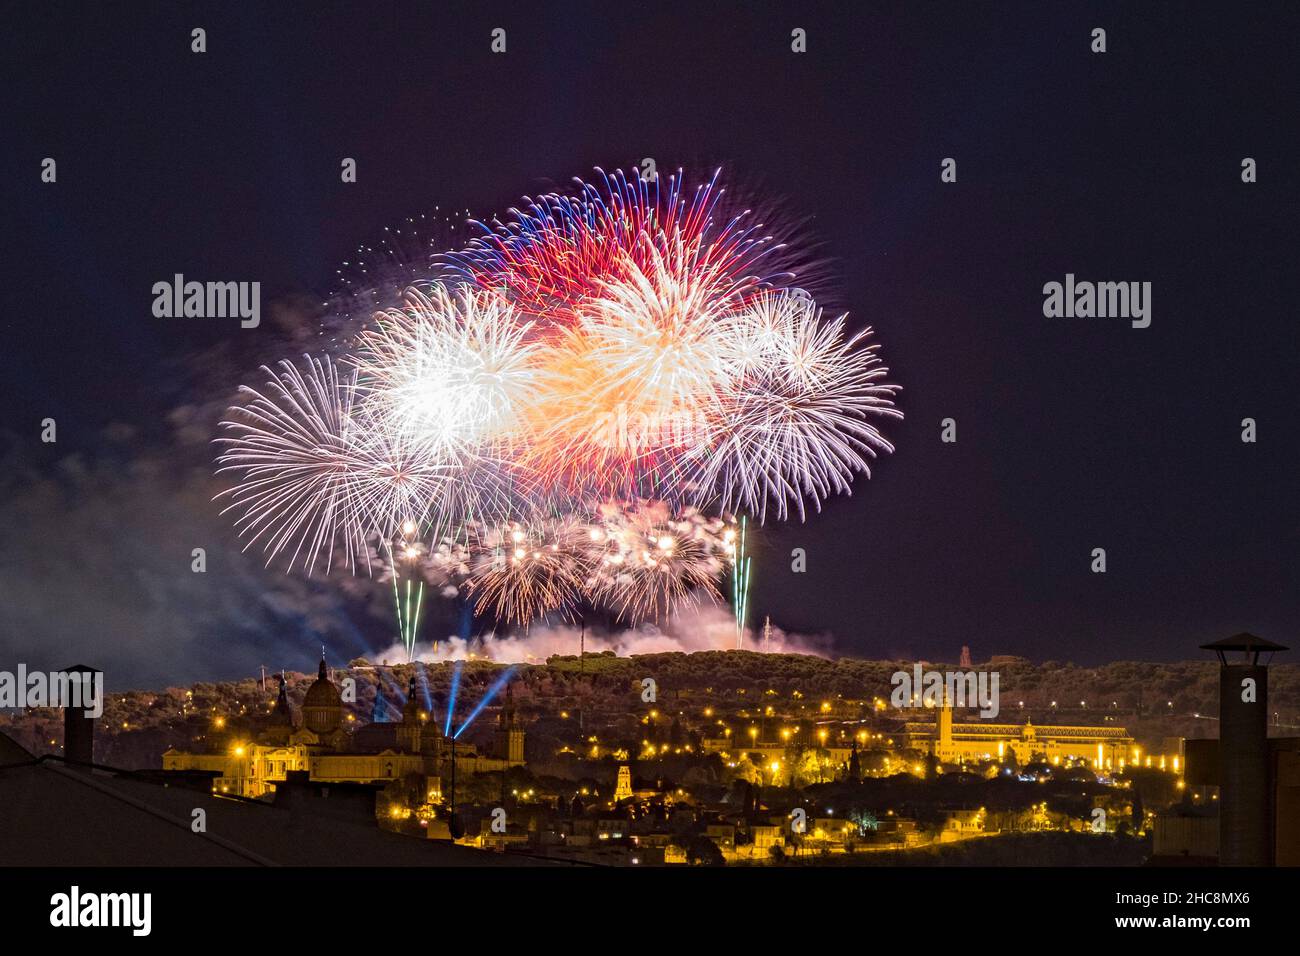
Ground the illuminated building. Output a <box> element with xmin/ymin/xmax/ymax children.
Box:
<box><xmin>905</xmin><ymin>701</ymin><xmax>1136</xmax><ymax>767</ymax></box>
<box><xmin>613</xmin><ymin>765</ymin><xmax>633</xmax><ymax>802</ymax></box>
<box><xmin>494</xmin><ymin>683</ymin><xmax>525</xmax><ymax>764</ymax></box>
<box><xmin>163</xmin><ymin>655</ymin><xmax>525</xmax><ymax>800</ymax></box>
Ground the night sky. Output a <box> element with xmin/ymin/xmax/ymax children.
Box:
<box><xmin>3</xmin><ymin>2</ymin><xmax>1297</xmax><ymax>685</ymax></box>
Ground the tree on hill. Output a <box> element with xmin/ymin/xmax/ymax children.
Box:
<box><xmin>686</xmin><ymin>835</ymin><xmax>725</xmax><ymax>866</ymax></box>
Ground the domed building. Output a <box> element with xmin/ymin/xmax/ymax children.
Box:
<box><xmin>302</xmin><ymin>655</ymin><xmax>343</xmax><ymax>736</ymax></box>
<box><xmin>163</xmin><ymin>654</ymin><xmax>526</xmax><ymax>802</ymax></box>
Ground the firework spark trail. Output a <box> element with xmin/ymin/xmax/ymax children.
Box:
<box><xmin>583</xmin><ymin>501</ymin><xmax>731</xmax><ymax>623</ymax></box>
<box><xmin>450</xmin><ymin>168</ymin><xmax>790</xmax><ymax>326</ymax></box>
<box><xmin>465</xmin><ymin>516</ymin><xmax>588</xmax><ymax>626</ymax></box>
<box><xmin>693</xmin><ymin>292</ymin><xmax>903</xmax><ymax>521</ymax></box>
<box><xmin>215</xmin><ymin>357</ymin><xmax>362</xmax><ymax>574</ymax></box>
<box><xmin>353</xmin><ymin>286</ymin><xmax>538</xmax><ymax>457</ymax></box>
<box><xmin>731</xmin><ymin>516</ymin><xmax>751</xmax><ymax>649</ymax></box>
<box><xmin>214</xmin><ymin>356</ymin><xmax>457</xmax><ymax>572</ymax></box>
<box><xmin>389</xmin><ymin>541</ymin><xmax>426</xmax><ymax>662</ymax></box>
<box><xmin>520</xmin><ymin>244</ymin><xmax>745</xmax><ymax>504</ymax></box>
<box><xmin>216</xmin><ymin>167</ymin><xmax>901</xmax><ymax>638</ymax></box>
<box><xmin>216</xmin><ymin>356</ymin><xmax>448</xmax><ymax>574</ymax></box>
<box><xmin>351</xmin><ymin>285</ymin><xmax>540</xmax><ymax>534</ymax></box>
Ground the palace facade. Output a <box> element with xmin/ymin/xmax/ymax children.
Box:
<box><xmin>905</xmin><ymin>702</ymin><xmax>1138</xmax><ymax>768</ymax></box>
<box><xmin>163</xmin><ymin>656</ymin><xmax>525</xmax><ymax>800</ymax></box>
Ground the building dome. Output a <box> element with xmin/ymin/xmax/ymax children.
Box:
<box><xmin>302</xmin><ymin>656</ymin><xmax>342</xmax><ymax>735</ymax></box>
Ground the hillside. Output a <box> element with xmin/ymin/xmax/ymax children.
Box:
<box><xmin>3</xmin><ymin>652</ymin><xmax>1296</xmax><ymax>770</ymax></box>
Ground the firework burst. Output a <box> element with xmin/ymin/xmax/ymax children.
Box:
<box><xmin>215</xmin><ymin>356</ymin><xmax>449</xmax><ymax>574</ymax></box>
<box><xmin>216</xmin><ymin>167</ymin><xmax>901</xmax><ymax>636</ymax></box>
<box><xmin>692</xmin><ymin>291</ymin><xmax>904</xmax><ymax>521</ymax></box>
<box><xmin>466</xmin><ymin>517</ymin><xmax>589</xmax><ymax>626</ymax></box>
<box><xmin>584</xmin><ymin>501</ymin><xmax>732</xmax><ymax>623</ymax></box>
<box><xmin>451</xmin><ymin>167</ymin><xmax>791</xmax><ymax>326</ymax></box>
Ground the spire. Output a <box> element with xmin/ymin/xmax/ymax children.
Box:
<box><xmin>402</xmin><ymin>673</ymin><xmax>421</xmax><ymax>723</ymax></box>
<box><xmin>271</xmin><ymin>673</ymin><xmax>292</xmax><ymax>725</ymax></box>
<box><xmin>318</xmin><ymin>648</ymin><xmax>328</xmax><ymax>680</ymax></box>
<box><xmin>501</xmin><ymin>681</ymin><xmax>518</xmax><ymax>728</ymax></box>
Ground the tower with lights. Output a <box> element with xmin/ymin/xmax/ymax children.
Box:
<box><xmin>613</xmin><ymin>764</ymin><xmax>633</xmax><ymax>803</ymax></box>
<box><xmin>495</xmin><ymin>683</ymin><xmax>525</xmax><ymax>764</ymax></box>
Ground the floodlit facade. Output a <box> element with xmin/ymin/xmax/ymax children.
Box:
<box><xmin>163</xmin><ymin>657</ymin><xmax>524</xmax><ymax>799</ymax></box>
<box><xmin>906</xmin><ymin>702</ymin><xmax>1137</xmax><ymax>767</ymax></box>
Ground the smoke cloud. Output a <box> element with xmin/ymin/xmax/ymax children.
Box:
<box><xmin>368</xmin><ymin>602</ymin><xmax>833</xmax><ymax>666</ymax></box>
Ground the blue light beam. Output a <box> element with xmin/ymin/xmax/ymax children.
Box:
<box><xmin>453</xmin><ymin>666</ymin><xmax>517</xmax><ymax>739</ymax></box>
<box><xmin>444</xmin><ymin>661</ymin><xmax>463</xmax><ymax>737</ymax></box>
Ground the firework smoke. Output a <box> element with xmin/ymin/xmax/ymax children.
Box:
<box><xmin>372</xmin><ymin>603</ymin><xmax>832</xmax><ymax>665</ymax></box>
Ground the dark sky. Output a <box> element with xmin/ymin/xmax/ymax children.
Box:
<box><xmin>2</xmin><ymin>2</ymin><xmax>1297</xmax><ymax>684</ymax></box>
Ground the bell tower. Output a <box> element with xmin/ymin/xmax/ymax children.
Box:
<box><xmin>934</xmin><ymin>696</ymin><xmax>954</xmax><ymax>761</ymax></box>
<box><xmin>496</xmin><ymin>682</ymin><xmax>525</xmax><ymax>764</ymax></box>
<box><xmin>396</xmin><ymin>675</ymin><xmax>423</xmax><ymax>754</ymax></box>
<box><xmin>613</xmin><ymin>764</ymin><xmax>633</xmax><ymax>802</ymax></box>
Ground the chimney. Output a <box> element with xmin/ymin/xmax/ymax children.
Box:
<box><xmin>1200</xmin><ymin>633</ymin><xmax>1288</xmax><ymax>866</ymax></box>
<box><xmin>60</xmin><ymin>664</ymin><xmax>101</xmax><ymax>770</ymax></box>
